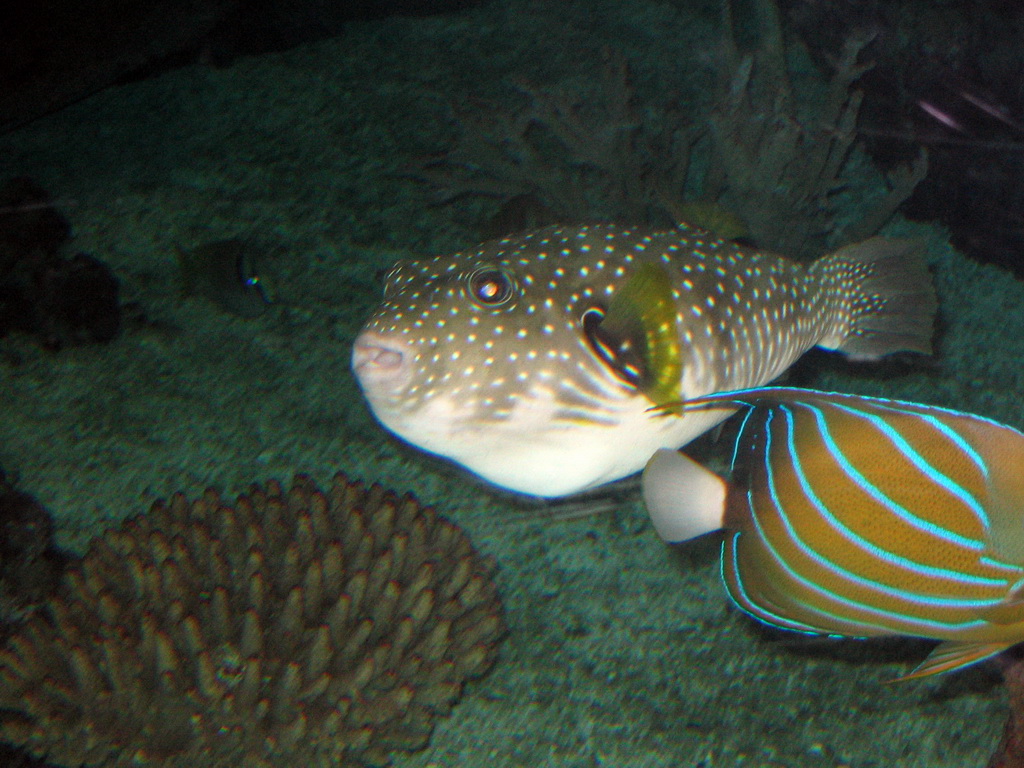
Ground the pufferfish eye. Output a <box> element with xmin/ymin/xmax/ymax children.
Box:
<box><xmin>467</xmin><ymin>267</ymin><xmax>516</xmax><ymax>307</ymax></box>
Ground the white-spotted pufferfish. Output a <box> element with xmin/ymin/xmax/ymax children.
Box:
<box><xmin>352</xmin><ymin>223</ymin><xmax>935</xmax><ymax>496</ymax></box>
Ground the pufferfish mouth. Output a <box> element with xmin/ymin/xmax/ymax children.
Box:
<box><xmin>351</xmin><ymin>330</ymin><xmax>413</xmax><ymax>393</ymax></box>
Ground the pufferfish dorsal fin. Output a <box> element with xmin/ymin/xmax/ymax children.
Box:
<box><xmin>585</xmin><ymin>262</ymin><xmax>683</xmax><ymax>414</ymax></box>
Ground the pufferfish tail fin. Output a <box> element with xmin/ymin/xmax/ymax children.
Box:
<box><xmin>810</xmin><ymin>237</ymin><xmax>937</xmax><ymax>361</ymax></box>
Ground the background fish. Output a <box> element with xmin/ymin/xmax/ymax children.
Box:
<box><xmin>352</xmin><ymin>223</ymin><xmax>935</xmax><ymax>497</ymax></box>
<box><xmin>643</xmin><ymin>387</ymin><xmax>1024</xmax><ymax>680</ymax></box>
<box><xmin>175</xmin><ymin>238</ymin><xmax>272</xmax><ymax>318</ymax></box>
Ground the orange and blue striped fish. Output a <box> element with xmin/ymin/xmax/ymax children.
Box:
<box><xmin>641</xmin><ymin>386</ymin><xmax>1024</xmax><ymax>680</ymax></box>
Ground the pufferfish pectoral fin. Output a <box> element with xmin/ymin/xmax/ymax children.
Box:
<box><xmin>896</xmin><ymin>640</ymin><xmax>1013</xmax><ymax>681</ymax></box>
<box><xmin>642</xmin><ymin>448</ymin><xmax>727</xmax><ymax>543</ymax></box>
<box><xmin>588</xmin><ymin>263</ymin><xmax>683</xmax><ymax>415</ymax></box>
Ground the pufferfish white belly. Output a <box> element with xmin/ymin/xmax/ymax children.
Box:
<box><xmin>352</xmin><ymin>223</ymin><xmax>935</xmax><ymax>497</ymax></box>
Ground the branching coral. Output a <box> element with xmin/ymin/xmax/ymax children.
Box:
<box><xmin>0</xmin><ymin>474</ymin><xmax>505</xmax><ymax>767</ymax></box>
<box><xmin>705</xmin><ymin>0</ymin><xmax>927</xmax><ymax>259</ymax></box>
<box><xmin>418</xmin><ymin>46</ymin><xmax>699</xmax><ymax>231</ymax></box>
<box><xmin>418</xmin><ymin>0</ymin><xmax>927</xmax><ymax>259</ymax></box>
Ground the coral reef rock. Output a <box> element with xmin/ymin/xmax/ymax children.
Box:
<box><xmin>0</xmin><ymin>177</ymin><xmax>123</xmax><ymax>350</ymax></box>
<box><xmin>0</xmin><ymin>471</ymin><xmax>69</xmax><ymax>631</ymax></box>
<box><xmin>0</xmin><ymin>473</ymin><xmax>505</xmax><ymax>767</ymax></box>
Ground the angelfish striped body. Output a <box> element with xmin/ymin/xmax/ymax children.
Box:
<box><xmin>353</xmin><ymin>223</ymin><xmax>934</xmax><ymax>497</ymax></box>
<box><xmin>643</xmin><ymin>387</ymin><xmax>1024</xmax><ymax>679</ymax></box>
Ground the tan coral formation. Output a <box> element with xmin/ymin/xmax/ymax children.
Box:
<box><xmin>0</xmin><ymin>474</ymin><xmax>505</xmax><ymax>767</ymax></box>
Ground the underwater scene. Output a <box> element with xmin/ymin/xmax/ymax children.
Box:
<box><xmin>4</xmin><ymin>0</ymin><xmax>1024</xmax><ymax>765</ymax></box>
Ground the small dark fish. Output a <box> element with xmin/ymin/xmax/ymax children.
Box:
<box><xmin>175</xmin><ymin>238</ymin><xmax>271</xmax><ymax>318</ymax></box>
<box><xmin>643</xmin><ymin>387</ymin><xmax>1024</xmax><ymax>680</ymax></box>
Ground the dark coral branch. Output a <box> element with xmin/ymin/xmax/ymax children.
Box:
<box><xmin>988</xmin><ymin>648</ymin><xmax>1024</xmax><ymax>768</ymax></box>
<box><xmin>418</xmin><ymin>0</ymin><xmax>926</xmax><ymax>259</ymax></box>
<box><xmin>417</xmin><ymin>47</ymin><xmax>701</xmax><ymax>230</ymax></box>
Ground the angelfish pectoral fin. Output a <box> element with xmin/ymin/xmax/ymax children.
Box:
<box><xmin>894</xmin><ymin>640</ymin><xmax>1012</xmax><ymax>682</ymax></box>
<box><xmin>971</xmin><ymin>583</ymin><xmax>1024</xmax><ymax>626</ymax></box>
<box><xmin>642</xmin><ymin>448</ymin><xmax>727</xmax><ymax>543</ymax></box>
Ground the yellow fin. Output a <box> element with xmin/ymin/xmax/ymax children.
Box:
<box><xmin>974</xmin><ymin>584</ymin><xmax>1024</xmax><ymax>626</ymax></box>
<box><xmin>598</xmin><ymin>263</ymin><xmax>682</xmax><ymax>414</ymax></box>
<box><xmin>963</xmin><ymin>418</ymin><xmax>1024</xmax><ymax>563</ymax></box>
<box><xmin>893</xmin><ymin>640</ymin><xmax>1011</xmax><ymax>681</ymax></box>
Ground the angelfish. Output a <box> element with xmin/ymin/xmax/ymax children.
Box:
<box><xmin>352</xmin><ymin>223</ymin><xmax>935</xmax><ymax>497</ymax></box>
<box><xmin>642</xmin><ymin>387</ymin><xmax>1024</xmax><ymax>679</ymax></box>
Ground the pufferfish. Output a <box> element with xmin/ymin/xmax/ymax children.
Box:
<box><xmin>352</xmin><ymin>223</ymin><xmax>935</xmax><ymax>497</ymax></box>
